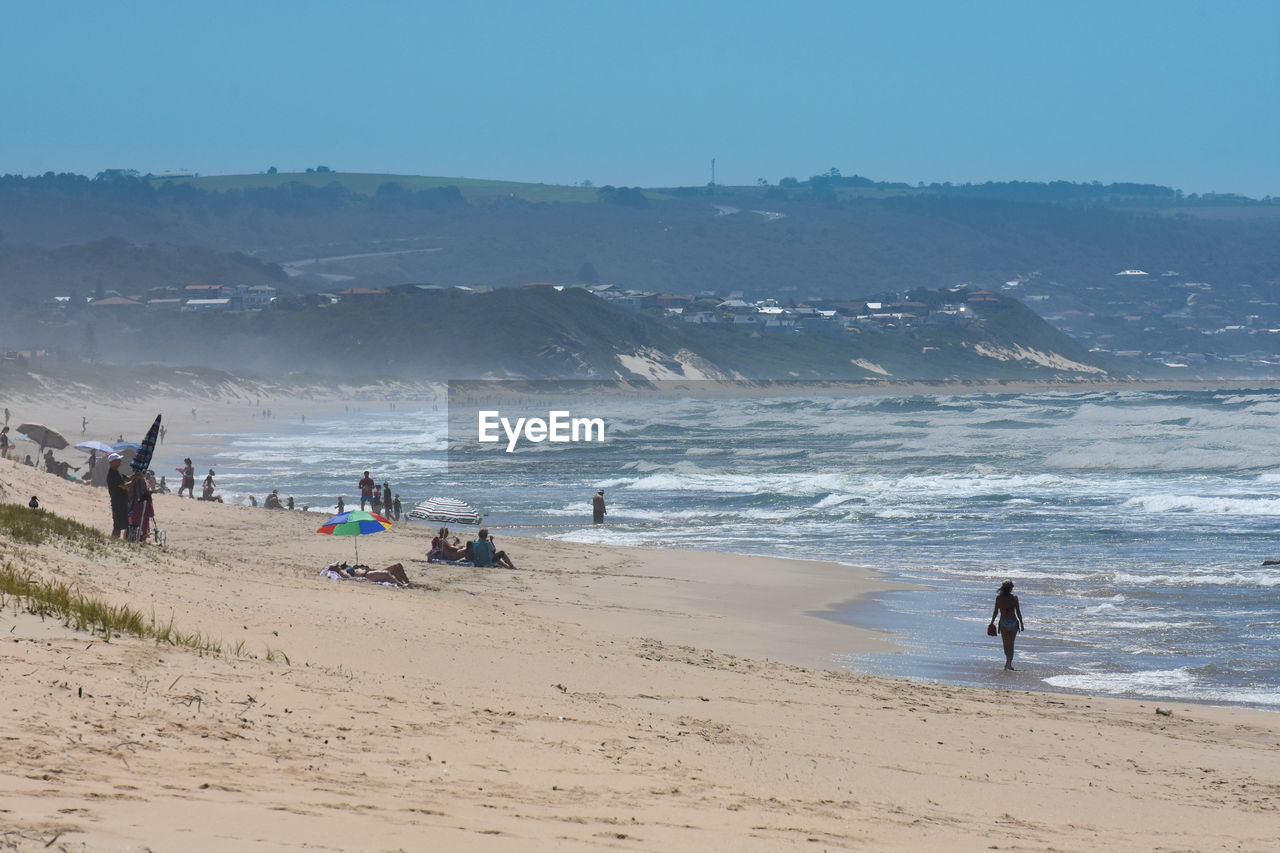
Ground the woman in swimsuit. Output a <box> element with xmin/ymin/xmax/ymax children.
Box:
<box><xmin>989</xmin><ymin>579</ymin><xmax>1025</xmax><ymax>670</ymax></box>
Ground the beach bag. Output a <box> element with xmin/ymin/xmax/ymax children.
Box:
<box><xmin>987</xmin><ymin>623</ymin><xmax>998</xmax><ymax>637</ymax></box>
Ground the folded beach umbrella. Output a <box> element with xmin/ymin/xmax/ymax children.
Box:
<box><xmin>317</xmin><ymin>510</ymin><xmax>392</xmax><ymax>565</ymax></box>
<box><xmin>407</xmin><ymin>497</ymin><xmax>482</xmax><ymax>526</ymax></box>
<box><xmin>17</xmin><ymin>423</ymin><xmax>69</xmax><ymax>451</ymax></box>
<box><xmin>131</xmin><ymin>414</ymin><xmax>162</xmax><ymax>473</ymax></box>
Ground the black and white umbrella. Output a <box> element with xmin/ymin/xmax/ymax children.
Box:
<box><xmin>407</xmin><ymin>497</ymin><xmax>483</xmax><ymax>526</ymax></box>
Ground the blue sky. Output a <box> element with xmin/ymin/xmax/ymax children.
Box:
<box><xmin>3</xmin><ymin>0</ymin><xmax>1277</xmax><ymax>196</ymax></box>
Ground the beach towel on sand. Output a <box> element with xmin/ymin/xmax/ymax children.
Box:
<box><xmin>427</xmin><ymin>556</ymin><xmax>475</xmax><ymax>566</ymax></box>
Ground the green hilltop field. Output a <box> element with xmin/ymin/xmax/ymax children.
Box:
<box><xmin>150</xmin><ymin>170</ymin><xmax>604</xmax><ymax>205</ymax></box>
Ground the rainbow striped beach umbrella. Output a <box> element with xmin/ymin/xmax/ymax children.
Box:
<box><xmin>316</xmin><ymin>510</ymin><xmax>392</xmax><ymax>565</ymax></box>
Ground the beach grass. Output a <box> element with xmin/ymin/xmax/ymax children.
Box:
<box><xmin>0</xmin><ymin>539</ymin><xmax>280</xmax><ymax>660</ymax></box>
<box><xmin>0</xmin><ymin>561</ymin><xmax>251</xmax><ymax>656</ymax></box>
<box><xmin>0</xmin><ymin>504</ymin><xmax>109</xmax><ymax>552</ymax></box>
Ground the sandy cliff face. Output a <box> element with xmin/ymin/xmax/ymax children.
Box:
<box><xmin>615</xmin><ymin>347</ymin><xmax>738</xmax><ymax>380</ymax></box>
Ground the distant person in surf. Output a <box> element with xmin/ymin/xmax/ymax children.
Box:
<box><xmin>359</xmin><ymin>471</ymin><xmax>375</xmax><ymax>510</ymax></box>
<box><xmin>989</xmin><ymin>580</ymin><xmax>1025</xmax><ymax>670</ymax></box>
<box><xmin>382</xmin><ymin>482</ymin><xmax>392</xmax><ymax>517</ymax></box>
<box><xmin>592</xmin><ymin>489</ymin><xmax>606</xmax><ymax>524</ymax></box>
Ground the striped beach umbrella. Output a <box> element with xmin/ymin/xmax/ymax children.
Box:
<box><xmin>317</xmin><ymin>510</ymin><xmax>392</xmax><ymax>565</ymax></box>
<box><xmin>407</xmin><ymin>497</ymin><xmax>482</xmax><ymax>526</ymax></box>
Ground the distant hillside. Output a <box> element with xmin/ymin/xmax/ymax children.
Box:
<box><xmin>1</xmin><ymin>171</ymin><xmax>1277</xmax><ymax>303</ymax></box>
<box><xmin>2</xmin><ymin>169</ymin><xmax>1278</xmax><ymax>378</ymax></box>
<box><xmin>0</xmin><ymin>238</ymin><xmax>289</xmax><ymax>304</ymax></box>
<box><xmin>5</xmin><ymin>287</ymin><xmax>1111</xmax><ymax>382</ymax></box>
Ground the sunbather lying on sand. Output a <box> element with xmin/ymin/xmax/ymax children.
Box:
<box><xmin>325</xmin><ymin>562</ymin><xmax>412</xmax><ymax>587</ymax></box>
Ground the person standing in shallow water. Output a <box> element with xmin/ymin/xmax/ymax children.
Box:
<box><xmin>592</xmin><ymin>489</ymin><xmax>606</xmax><ymax>524</ymax></box>
<box><xmin>989</xmin><ymin>580</ymin><xmax>1025</xmax><ymax>670</ymax></box>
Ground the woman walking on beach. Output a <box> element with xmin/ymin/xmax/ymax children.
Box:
<box><xmin>989</xmin><ymin>580</ymin><xmax>1024</xmax><ymax>670</ymax></box>
<box><xmin>179</xmin><ymin>458</ymin><xmax>195</xmax><ymax>498</ymax></box>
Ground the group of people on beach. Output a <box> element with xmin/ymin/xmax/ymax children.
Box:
<box><xmin>357</xmin><ymin>471</ymin><xmax>402</xmax><ymax>520</ymax></box>
<box><xmin>105</xmin><ymin>452</ymin><xmax>158</xmax><ymax>542</ymax></box>
<box><xmin>429</xmin><ymin>526</ymin><xmax>516</xmax><ymax>569</ymax></box>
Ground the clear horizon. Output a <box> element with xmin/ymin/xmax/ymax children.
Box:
<box><xmin>3</xmin><ymin>0</ymin><xmax>1277</xmax><ymax>198</ymax></box>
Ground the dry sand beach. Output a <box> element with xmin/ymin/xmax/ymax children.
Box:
<box><xmin>1</xmin><ymin>389</ymin><xmax>1278</xmax><ymax>851</ymax></box>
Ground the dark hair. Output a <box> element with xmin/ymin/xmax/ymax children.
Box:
<box><xmin>1000</xmin><ymin>580</ymin><xmax>1014</xmax><ymax>593</ymax></box>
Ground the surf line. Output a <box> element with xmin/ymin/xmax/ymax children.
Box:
<box><xmin>477</xmin><ymin>410</ymin><xmax>606</xmax><ymax>453</ymax></box>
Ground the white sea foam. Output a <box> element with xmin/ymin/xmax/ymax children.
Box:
<box><xmin>1112</xmin><ymin>571</ymin><xmax>1280</xmax><ymax>587</ymax></box>
<box><xmin>1123</xmin><ymin>494</ymin><xmax>1280</xmax><ymax>515</ymax></box>
<box><xmin>1044</xmin><ymin>667</ymin><xmax>1195</xmax><ymax>694</ymax></box>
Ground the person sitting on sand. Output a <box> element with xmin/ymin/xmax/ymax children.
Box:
<box><xmin>263</xmin><ymin>490</ymin><xmax>283</xmax><ymax>510</ymax></box>
<box><xmin>44</xmin><ymin>449</ymin><xmax>78</xmax><ymax>480</ymax></box>
<box><xmin>199</xmin><ymin>469</ymin><xmax>224</xmax><ymax>502</ymax></box>
<box><xmin>329</xmin><ymin>562</ymin><xmax>412</xmax><ymax>587</ymax></box>
<box><xmin>469</xmin><ymin>528</ymin><xmax>516</xmax><ymax>570</ymax></box>
<box><xmin>989</xmin><ymin>580</ymin><xmax>1025</xmax><ymax>670</ymax></box>
<box><xmin>430</xmin><ymin>527</ymin><xmax>467</xmax><ymax>561</ymax></box>
<box><xmin>249</xmin><ymin>495</ymin><xmax>258</xmax><ymax>507</ymax></box>
<box><xmin>156</xmin><ymin>476</ymin><xmax>170</xmax><ymax>494</ymax></box>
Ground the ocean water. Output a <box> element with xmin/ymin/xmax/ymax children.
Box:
<box><xmin>201</xmin><ymin>387</ymin><xmax>1280</xmax><ymax>710</ymax></box>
